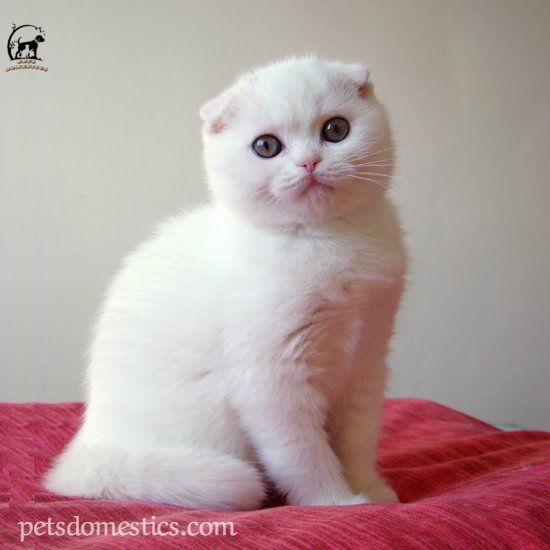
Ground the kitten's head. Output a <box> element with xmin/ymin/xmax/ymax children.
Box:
<box><xmin>200</xmin><ymin>57</ymin><xmax>393</xmax><ymax>227</ymax></box>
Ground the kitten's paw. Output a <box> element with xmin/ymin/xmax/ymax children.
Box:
<box><xmin>354</xmin><ymin>477</ymin><xmax>399</xmax><ymax>503</ymax></box>
<box><xmin>292</xmin><ymin>491</ymin><xmax>371</xmax><ymax>507</ymax></box>
<box><xmin>331</xmin><ymin>492</ymin><xmax>371</xmax><ymax>506</ymax></box>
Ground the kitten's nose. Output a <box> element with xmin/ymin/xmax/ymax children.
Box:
<box><xmin>298</xmin><ymin>157</ymin><xmax>321</xmax><ymax>173</ymax></box>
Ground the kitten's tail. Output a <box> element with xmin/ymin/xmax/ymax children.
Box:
<box><xmin>43</xmin><ymin>437</ymin><xmax>265</xmax><ymax>510</ymax></box>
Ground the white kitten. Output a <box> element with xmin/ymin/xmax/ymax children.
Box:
<box><xmin>45</xmin><ymin>57</ymin><xmax>407</xmax><ymax>510</ymax></box>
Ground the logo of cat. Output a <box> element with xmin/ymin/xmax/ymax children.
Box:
<box><xmin>5</xmin><ymin>23</ymin><xmax>48</xmax><ymax>73</ymax></box>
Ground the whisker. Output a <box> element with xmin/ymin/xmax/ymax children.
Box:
<box><xmin>356</xmin><ymin>171</ymin><xmax>393</xmax><ymax>179</ymax></box>
<box><xmin>345</xmin><ymin>145</ymin><xmax>396</xmax><ymax>162</ymax></box>
<box><xmin>352</xmin><ymin>163</ymin><xmax>395</xmax><ymax>168</ymax></box>
<box><xmin>360</xmin><ymin>171</ymin><xmax>415</xmax><ymax>189</ymax></box>
<box><xmin>353</xmin><ymin>170</ymin><xmax>418</xmax><ymax>194</ymax></box>
<box><xmin>348</xmin><ymin>175</ymin><xmax>390</xmax><ymax>189</ymax></box>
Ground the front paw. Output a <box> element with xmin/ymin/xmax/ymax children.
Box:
<box><xmin>353</xmin><ymin>477</ymin><xmax>399</xmax><ymax>503</ymax></box>
<box><xmin>292</xmin><ymin>491</ymin><xmax>371</xmax><ymax>507</ymax></box>
<box><xmin>330</xmin><ymin>492</ymin><xmax>371</xmax><ymax>506</ymax></box>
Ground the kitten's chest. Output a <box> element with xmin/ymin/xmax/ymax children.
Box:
<box><xmin>263</xmin><ymin>230</ymin><xmax>394</xmax><ymax>298</ymax></box>
<box><xmin>228</xmin><ymin>231</ymin><xmax>394</xmax><ymax>355</ymax></box>
<box><xmin>273</xmin><ymin>243</ymin><xmax>399</xmax><ymax>399</ymax></box>
<box><xmin>221</xmin><ymin>226</ymin><xmax>402</xmax><ymax>405</ymax></box>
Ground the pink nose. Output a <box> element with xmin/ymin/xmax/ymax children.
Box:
<box><xmin>298</xmin><ymin>157</ymin><xmax>321</xmax><ymax>173</ymax></box>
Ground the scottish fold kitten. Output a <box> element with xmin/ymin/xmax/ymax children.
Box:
<box><xmin>45</xmin><ymin>57</ymin><xmax>406</xmax><ymax>510</ymax></box>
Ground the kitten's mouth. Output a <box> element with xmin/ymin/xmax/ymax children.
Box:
<box><xmin>297</xmin><ymin>175</ymin><xmax>334</xmax><ymax>199</ymax></box>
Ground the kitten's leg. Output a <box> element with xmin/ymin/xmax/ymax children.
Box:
<box><xmin>233</xmin><ymin>371</ymin><xmax>368</xmax><ymax>507</ymax></box>
<box><xmin>330</xmin><ymin>361</ymin><xmax>398</xmax><ymax>503</ymax></box>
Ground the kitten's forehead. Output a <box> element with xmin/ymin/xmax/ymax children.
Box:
<box><xmin>236</xmin><ymin>59</ymin><xmax>355</xmax><ymax>130</ymax></box>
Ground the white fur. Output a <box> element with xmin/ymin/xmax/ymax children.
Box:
<box><xmin>44</xmin><ymin>57</ymin><xmax>406</xmax><ymax>510</ymax></box>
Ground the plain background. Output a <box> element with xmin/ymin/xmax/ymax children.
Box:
<box><xmin>1</xmin><ymin>0</ymin><xmax>549</xmax><ymax>429</ymax></box>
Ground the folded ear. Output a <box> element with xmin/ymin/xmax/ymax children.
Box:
<box><xmin>328</xmin><ymin>61</ymin><xmax>372</xmax><ymax>98</ymax></box>
<box><xmin>199</xmin><ymin>90</ymin><xmax>235</xmax><ymax>134</ymax></box>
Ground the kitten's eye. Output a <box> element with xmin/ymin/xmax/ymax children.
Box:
<box><xmin>252</xmin><ymin>135</ymin><xmax>283</xmax><ymax>158</ymax></box>
<box><xmin>321</xmin><ymin>117</ymin><xmax>350</xmax><ymax>143</ymax></box>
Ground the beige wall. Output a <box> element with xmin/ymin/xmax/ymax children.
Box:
<box><xmin>1</xmin><ymin>0</ymin><xmax>548</xmax><ymax>428</ymax></box>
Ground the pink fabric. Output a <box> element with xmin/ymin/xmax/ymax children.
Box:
<box><xmin>1</xmin><ymin>398</ymin><xmax>548</xmax><ymax>548</ymax></box>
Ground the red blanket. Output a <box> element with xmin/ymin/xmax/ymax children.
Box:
<box><xmin>1</xmin><ymin>398</ymin><xmax>548</xmax><ymax>548</ymax></box>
